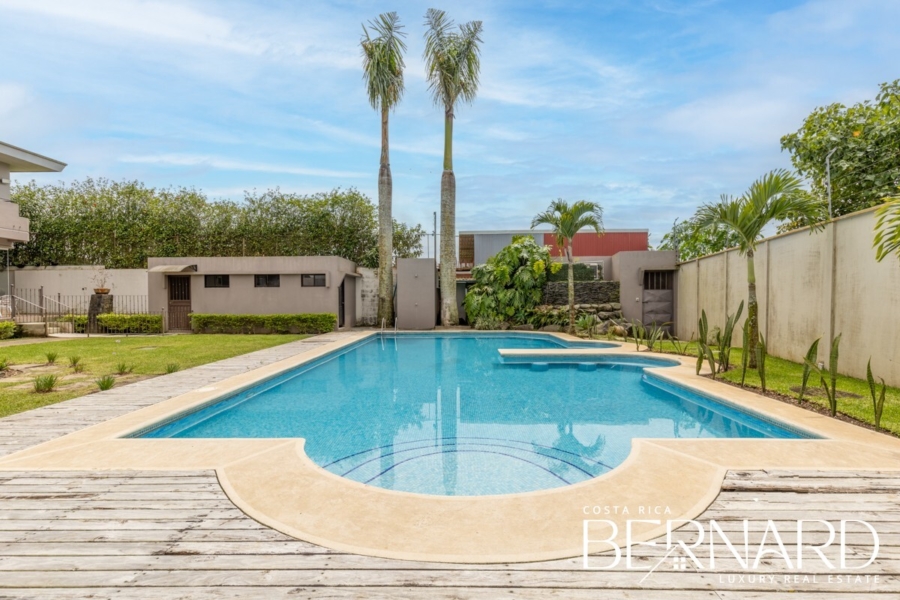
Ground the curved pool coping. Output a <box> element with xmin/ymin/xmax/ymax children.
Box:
<box><xmin>1</xmin><ymin>329</ymin><xmax>899</xmax><ymax>563</ymax></box>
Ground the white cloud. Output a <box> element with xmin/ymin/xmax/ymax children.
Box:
<box><xmin>119</xmin><ymin>153</ymin><xmax>365</xmax><ymax>178</ymax></box>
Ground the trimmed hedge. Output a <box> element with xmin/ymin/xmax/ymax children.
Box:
<box><xmin>190</xmin><ymin>313</ymin><xmax>337</xmax><ymax>334</ymax></box>
<box><xmin>547</xmin><ymin>262</ymin><xmax>599</xmax><ymax>282</ymax></box>
<box><xmin>61</xmin><ymin>314</ymin><xmax>163</xmax><ymax>334</ymax></box>
<box><xmin>0</xmin><ymin>321</ymin><xmax>15</xmax><ymax>340</ymax></box>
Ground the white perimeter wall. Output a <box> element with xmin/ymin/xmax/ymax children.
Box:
<box><xmin>676</xmin><ymin>207</ymin><xmax>900</xmax><ymax>387</ymax></box>
<box><xmin>11</xmin><ymin>266</ymin><xmax>148</xmax><ymax>297</ymax></box>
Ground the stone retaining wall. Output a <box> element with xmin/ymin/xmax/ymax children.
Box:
<box><xmin>542</xmin><ymin>281</ymin><xmax>620</xmax><ymax>305</ymax></box>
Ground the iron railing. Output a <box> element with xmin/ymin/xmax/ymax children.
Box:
<box><xmin>2</xmin><ymin>287</ymin><xmax>162</xmax><ymax>336</ymax></box>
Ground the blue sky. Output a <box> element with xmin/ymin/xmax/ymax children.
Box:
<box><xmin>2</xmin><ymin>0</ymin><xmax>898</xmax><ymax>244</ymax></box>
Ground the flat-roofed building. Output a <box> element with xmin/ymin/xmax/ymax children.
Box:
<box><xmin>0</xmin><ymin>141</ymin><xmax>66</xmax><ymax>251</ymax></box>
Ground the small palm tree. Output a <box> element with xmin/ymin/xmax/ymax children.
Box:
<box><xmin>695</xmin><ymin>169</ymin><xmax>825</xmax><ymax>366</ymax></box>
<box><xmin>361</xmin><ymin>12</ymin><xmax>407</xmax><ymax>326</ymax></box>
<box><xmin>423</xmin><ymin>8</ymin><xmax>483</xmax><ymax>326</ymax></box>
<box><xmin>532</xmin><ymin>199</ymin><xmax>604</xmax><ymax>334</ymax></box>
<box><xmin>874</xmin><ymin>198</ymin><xmax>900</xmax><ymax>262</ymax></box>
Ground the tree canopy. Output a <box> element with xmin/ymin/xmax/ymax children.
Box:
<box><xmin>780</xmin><ymin>80</ymin><xmax>900</xmax><ymax>218</ymax></box>
<box><xmin>657</xmin><ymin>219</ymin><xmax>743</xmax><ymax>262</ymax></box>
<box><xmin>9</xmin><ymin>178</ymin><xmax>424</xmax><ymax>269</ymax></box>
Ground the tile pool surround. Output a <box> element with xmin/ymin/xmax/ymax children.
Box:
<box><xmin>1</xmin><ymin>330</ymin><xmax>899</xmax><ymax>564</ymax></box>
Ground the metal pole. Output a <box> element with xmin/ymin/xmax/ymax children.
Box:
<box><xmin>825</xmin><ymin>147</ymin><xmax>837</xmax><ymax>219</ymax></box>
<box><xmin>433</xmin><ymin>211</ymin><xmax>437</xmax><ymax>265</ymax></box>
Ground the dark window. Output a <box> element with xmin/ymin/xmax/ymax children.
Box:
<box><xmin>254</xmin><ymin>274</ymin><xmax>280</xmax><ymax>288</ymax></box>
<box><xmin>204</xmin><ymin>275</ymin><xmax>230</xmax><ymax>288</ymax></box>
<box><xmin>301</xmin><ymin>274</ymin><xmax>326</xmax><ymax>287</ymax></box>
<box><xmin>643</xmin><ymin>270</ymin><xmax>674</xmax><ymax>291</ymax></box>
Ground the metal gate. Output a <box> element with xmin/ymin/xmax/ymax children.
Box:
<box><xmin>167</xmin><ymin>276</ymin><xmax>192</xmax><ymax>330</ymax></box>
<box><xmin>642</xmin><ymin>270</ymin><xmax>674</xmax><ymax>329</ymax></box>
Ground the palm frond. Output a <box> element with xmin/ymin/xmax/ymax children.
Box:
<box><xmin>423</xmin><ymin>9</ymin><xmax>483</xmax><ymax>111</ymax></box>
<box><xmin>874</xmin><ymin>198</ymin><xmax>900</xmax><ymax>262</ymax></box>
<box><xmin>361</xmin><ymin>12</ymin><xmax>407</xmax><ymax>111</ymax></box>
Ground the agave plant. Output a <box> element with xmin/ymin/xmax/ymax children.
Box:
<box><xmin>866</xmin><ymin>358</ymin><xmax>887</xmax><ymax>429</ymax></box>
<box><xmin>804</xmin><ymin>334</ymin><xmax>841</xmax><ymax>417</ymax></box>
<box><xmin>715</xmin><ymin>301</ymin><xmax>743</xmax><ymax>372</ymax></box>
<box><xmin>96</xmin><ymin>374</ymin><xmax>116</xmax><ymax>391</ymax></box>
<box><xmin>644</xmin><ymin>322</ymin><xmax>669</xmax><ymax>352</ymax></box>
<box><xmin>630</xmin><ymin>319</ymin><xmax>645</xmax><ymax>351</ymax></box>
<box><xmin>798</xmin><ymin>338</ymin><xmax>821</xmax><ymax>403</ymax></box>
<box><xmin>755</xmin><ymin>333</ymin><xmax>768</xmax><ymax>393</ymax></box>
<box><xmin>740</xmin><ymin>319</ymin><xmax>751</xmax><ymax>387</ymax></box>
<box><xmin>696</xmin><ymin>310</ymin><xmax>717</xmax><ymax>378</ymax></box>
<box><xmin>575</xmin><ymin>314</ymin><xmax>599</xmax><ymax>339</ymax></box>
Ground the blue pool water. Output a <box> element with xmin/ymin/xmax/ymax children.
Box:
<box><xmin>139</xmin><ymin>333</ymin><xmax>810</xmax><ymax>496</ymax></box>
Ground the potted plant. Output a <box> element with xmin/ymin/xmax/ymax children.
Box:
<box><xmin>92</xmin><ymin>269</ymin><xmax>110</xmax><ymax>295</ymax></box>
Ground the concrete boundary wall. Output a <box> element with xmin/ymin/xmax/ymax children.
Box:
<box><xmin>9</xmin><ymin>266</ymin><xmax>147</xmax><ymax>297</ymax></box>
<box><xmin>676</xmin><ymin>207</ymin><xmax>900</xmax><ymax>387</ymax></box>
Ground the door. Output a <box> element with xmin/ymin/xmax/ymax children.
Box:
<box><xmin>338</xmin><ymin>279</ymin><xmax>345</xmax><ymax>328</ymax></box>
<box><xmin>642</xmin><ymin>270</ymin><xmax>674</xmax><ymax>330</ymax></box>
<box><xmin>168</xmin><ymin>276</ymin><xmax>192</xmax><ymax>330</ymax></box>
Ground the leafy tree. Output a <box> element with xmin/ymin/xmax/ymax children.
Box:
<box><xmin>464</xmin><ymin>236</ymin><xmax>559</xmax><ymax>327</ymax></box>
<box><xmin>531</xmin><ymin>199</ymin><xmax>604</xmax><ymax>334</ymax></box>
<box><xmin>361</xmin><ymin>11</ymin><xmax>406</xmax><ymax>325</ymax></box>
<box><xmin>657</xmin><ymin>218</ymin><xmax>742</xmax><ymax>262</ymax></box>
<box><xmin>694</xmin><ymin>170</ymin><xmax>825</xmax><ymax>367</ymax></box>
<box><xmin>781</xmin><ymin>80</ymin><xmax>900</xmax><ymax>220</ymax></box>
<box><xmin>10</xmin><ymin>179</ymin><xmax>423</xmax><ymax>268</ymax></box>
<box><xmin>423</xmin><ymin>8</ymin><xmax>483</xmax><ymax>326</ymax></box>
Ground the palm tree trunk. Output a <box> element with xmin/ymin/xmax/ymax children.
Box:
<box><xmin>746</xmin><ymin>250</ymin><xmax>758</xmax><ymax>368</ymax></box>
<box><xmin>377</xmin><ymin>106</ymin><xmax>394</xmax><ymax>326</ymax></box>
<box><xmin>567</xmin><ymin>245</ymin><xmax>575</xmax><ymax>334</ymax></box>
<box><xmin>439</xmin><ymin>107</ymin><xmax>459</xmax><ymax>326</ymax></box>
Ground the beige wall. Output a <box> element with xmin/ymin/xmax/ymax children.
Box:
<box><xmin>676</xmin><ymin>208</ymin><xmax>900</xmax><ymax>386</ymax></box>
<box><xmin>148</xmin><ymin>256</ymin><xmax>357</xmax><ymax>330</ymax></box>
<box><xmin>0</xmin><ymin>163</ymin><xmax>10</xmax><ymax>202</ymax></box>
<box><xmin>11</xmin><ymin>266</ymin><xmax>148</xmax><ymax>297</ymax></box>
<box><xmin>610</xmin><ymin>250</ymin><xmax>677</xmax><ymax>322</ymax></box>
<box><xmin>355</xmin><ymin>267</ymin><xmax>378</xmax><ymax>326</ymax></box>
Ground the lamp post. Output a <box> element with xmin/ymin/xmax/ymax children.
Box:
<box><xmin>825</xmin><ymin>147</ymin><xmax>837</xmax><ymax>219</ymax></box>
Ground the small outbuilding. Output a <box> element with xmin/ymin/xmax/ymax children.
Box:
<box><xmin>147</xmin><ymin>256</ymin><xmax>359</xmax><ymax>332</ymax></box>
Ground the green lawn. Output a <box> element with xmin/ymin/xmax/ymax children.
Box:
<box><xmin>0</xmin><ymin>335</ymin><xmax>308</xmax><ymax>418</ymax></box>
<box><xmin>653</xmin><ymin>339</ymin><xmax>900</xmax><ymax>436</ymax></box>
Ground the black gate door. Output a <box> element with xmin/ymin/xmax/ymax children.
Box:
<box><xmin>338</xmin><ymin>280</ymin><xmax>345</xmax><ymax>328</ymax></box>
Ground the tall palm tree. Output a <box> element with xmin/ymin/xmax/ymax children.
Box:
<box><xmin>423</xmin><ymin>8</ymin><xmax>483</xmax><ymax>326</ymax></box>
<box><xmin>695</xmin><ymin>169</ymin><xmax>824</xmax><ymax>366</ymax></box>
<box><xmin>532</xmin><ymin>199</ymin><xmax>604</xmax><ymax>334</ymax></box>
<box><xmin>361</xmin><ymin>12</ymin><xmax>406</xmax><ymax>327</ymax></box>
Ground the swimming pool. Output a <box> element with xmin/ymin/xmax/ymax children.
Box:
<box><xmin>139</xmin><ymin>333</ymin><xmax>810</xmax><ymax>496</ymax></box>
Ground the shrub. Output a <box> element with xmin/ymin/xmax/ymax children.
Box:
<box><xmin>59</xmin><ymin>314</ymin><xmax>162</xmax><ymax>334</ymax></box>
<box><xmin>0</xmin><ymin>357</ymin><xmax>9</xmax><ymax>372</ymax></box>
<box><xmin>97</xmin><ymin>313</ymin><xmax>163</xmax><ymax>333</ymax></box>
<box><xmin>0</xmin><ymin>321</ymin><xmax>15</xmax><ymax>340</ymax></box>
<box><xmin>96</xmin><ymin>375</ymin><xmax>116</xmax><ymax>391</ymax></box>
<box><xmin>115</xmin><ymin>362</ymin><xmax>134</xmax><ymax>375</ymax></box>
<box><xmin>473</xmin><ymin>317</ymin><xmax>504</xmax><ymax>330</ymax></box>
<box><xmin>575</xmin><ymin>314</ymin><xmax>599</xmax><ymax>338</ymax></box>
<box><xmin>190</xmin><ymin>313</ymin><xmax>337</xmax><ymax>334</ymax></box>
<box><xmin>867</xmin><ymin>359</ymin><xmax>888</xmax><ymax>429</ymax></box>
<box><xmin>33</xmin><ymin>374</ymin><xmax>58</xmax><ymax>393</ymax></box>
<box><xmin>46</xmin><ymin>351</ymin><xmax>58</xmax><ymax>365</ymax></box>
<box><xmin>465</xmin><ymin>236</ymin><xmax>559</xmax><ymax>326</ymax></box>
<box><xmin>68</xmin><ymin>356</ymin><xmax>81</xmax><ymax>368</ymax></box>
<box><xmin>165</xmin><ymin>363</ymin><xmax>180</xmax><ymax>374</ymax></box>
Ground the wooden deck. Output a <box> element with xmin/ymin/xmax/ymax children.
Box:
<box><xmin>0</xmin><ymin>334</ymin><xmax>898</xmax><ymax>598</ymax></box>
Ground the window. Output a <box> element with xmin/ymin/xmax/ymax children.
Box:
<box><xmin>204</xmin><ymin>275</ymin><xmax>230</xmax><ymax>288</ymax></box>
<box><xmin>254</xmin><ymin>274</ymin><xmax>280</xmax><ymax>288</ymax></box>
<box><xmin>643</xmin><ymin>270</ymin><xmax>674</xmax><ymax>291</ymax></box>
<box><xmin>301</xmin><ymin>273</ymin><xmax>326</xmax><ymax>287</ymax></box>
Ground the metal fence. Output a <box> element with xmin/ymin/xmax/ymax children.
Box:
<box><xmin>1</xmin><ymin>287</ymin><xmax>162</xmax><ymax>336</ymax></box>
